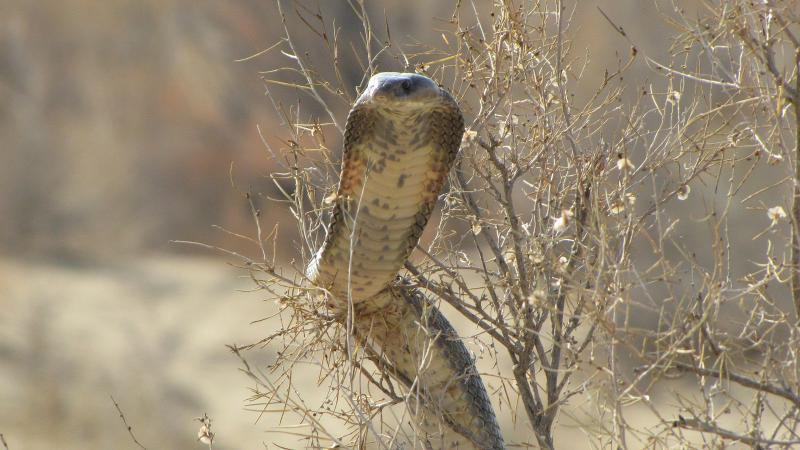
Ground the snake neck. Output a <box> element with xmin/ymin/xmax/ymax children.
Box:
<box><xmin>308</xmin><ymin>101</ymin><xmax>463</xmax><ymax>305</ymax></box>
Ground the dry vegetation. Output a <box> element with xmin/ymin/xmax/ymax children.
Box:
<box><xmin>207</xmin><ymin>0</ymin><xmax>800</xmax><ymax>448</ymax></box>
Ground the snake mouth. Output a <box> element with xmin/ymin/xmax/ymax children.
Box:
<box><xmin>366</xmin><ymin>72</ymin><xmax>441</xmax><ymax>106</ymax></box>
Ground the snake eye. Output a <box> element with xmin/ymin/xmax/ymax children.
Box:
<box><xmin>400</xmin><ymin>79</ymin><xmax>412</xmax><ymax>92</ymax></box>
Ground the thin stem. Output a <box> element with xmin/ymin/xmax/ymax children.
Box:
<box><xmin>791</xmin><ymin>53</ymin><xmax>800</xmax><ymax>320</ymax></box>
<box><xmin>110</xmin><ymin>396</ymin><xmax>149</xmax><ymax>450</ymax></box>
<box><xmin>674</xmin><ymin>417</ymin><xmax>800</xmax><ymax>447</ymax></box>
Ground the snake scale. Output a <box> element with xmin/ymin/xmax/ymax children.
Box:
<box><xmin>307</xmin><ymin>73</ymin><xmax>505</xmax><ymax>449</ymax></box>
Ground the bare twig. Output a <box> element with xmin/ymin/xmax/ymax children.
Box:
<box><xmin>110</xmin><ymin>396</ymin><xmax>149</xmax><ymax>450</ymax></box>
<box><xmin>673</xmin><ymin>416</ymin><xmax>800</xmax><ymax>447</ymax></box>
<box><xmin>667</xmin><ymin>361</ymin><xmax>800</xmax><ymax>408</ymax></box>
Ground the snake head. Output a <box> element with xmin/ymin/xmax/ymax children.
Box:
<box><xmin>360</xmin><ymin>72</ymin><xmax>443</xmax><ymax>110</ymax></box>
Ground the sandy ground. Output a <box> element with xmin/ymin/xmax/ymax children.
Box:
<box><xmin>0</xmin><ymin>255</ymin><xmax>548</xmax><ymax>449</ymax></box>
<box><xmin>0</xmin><ymin>255</ymin><xmax>753</xmax><ymax>450</ymax></box>
<box><xmin>0</xmin><ymin>256</ymin><xmax>298</xmax><ymax>450</ymax></box>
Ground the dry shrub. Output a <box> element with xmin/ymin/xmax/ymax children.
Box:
<box><xmin>210</xmin><ymin>1</ymin><xmax>800</xmax><ymax>448</ymax></box>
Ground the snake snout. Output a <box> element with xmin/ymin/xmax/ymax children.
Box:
<box><xmin>368</xmin><ymin>72</ymin><xmax>440</xmax><ymax>104</ymax></box>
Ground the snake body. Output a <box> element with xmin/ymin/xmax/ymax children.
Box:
<box><xmin>353</xmin><ymin>285</ymin><xmax>505</xmax><ymax>449</ymax></box>
<box><xmin>307</xmin><ymin>73</ymin><xmax>504</xmax><ymax>449</ymax></box>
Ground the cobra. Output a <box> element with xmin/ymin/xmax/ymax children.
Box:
<box><xmin>307</xmin><ymin>73</ymin><xmax>505</xmax><ymax>449</ymax></box>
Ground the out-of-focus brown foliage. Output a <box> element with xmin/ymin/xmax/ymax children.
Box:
<box><xmin>0</xmin><ymin>0</ymin><xmax>664</xmax><ymax>262</ymax></box>
<box><xmin>0</xmin><ymin>0</ymin><xmax>288</xmax><ymax>258</ymax></box>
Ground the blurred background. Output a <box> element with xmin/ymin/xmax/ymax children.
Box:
<box><xmin>2</xmin><ymin>1</ymin><xmax>771</xmax><ymax>449</ymax></box>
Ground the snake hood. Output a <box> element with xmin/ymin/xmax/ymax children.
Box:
<box><xmin>307</xmin><ymin>72</ymin><xmax>464</xmax><ymax>305</ymax></box>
